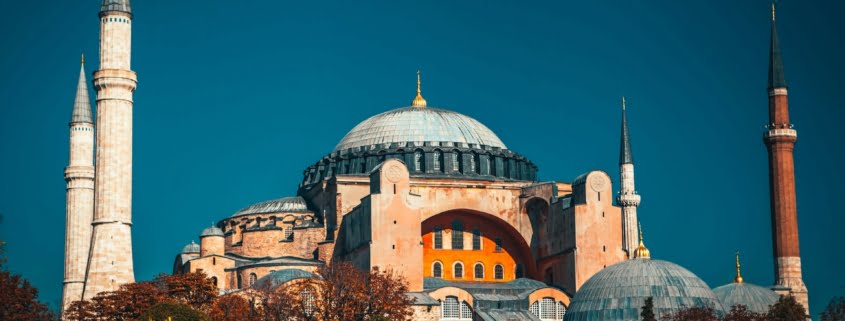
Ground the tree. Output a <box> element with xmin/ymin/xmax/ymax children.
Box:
<box><xmin>0</xmin><ymin>241</ymin><xmax>57</xmax><ymax>321</ymax></box>
<box><xmin>63</xmin><ymin>301</ymin><xmax>97</xmax><ymax>321</ymax></box>
<box><xmin>208</xmin><ymin>294</ymin><xmax>261</xmax><ymax>321</ymax></box>
<box><xmin>724</xmin><ymin>304</ymin><xmax>767</xmax><ymax>321</ymax></box>
<box><xmin>662</xmin><ymin>306</ymin><xmax>719</xmax><ymax>321</ymax></box>
<box><xmin>821</xmin><ymin>297</ymin><xmax>845</xmax><ymax>321</ymax></box>
<box><xmin>641</xmin><ymin>297</ymin><xmax>657</xmax><ymax>321</ymax></box>
<box><xmin>768</xmin><ymin>295</ymin><xmax>808</xmax><ymax>321</ymax></box>
<box><xmin>138</xmin><ymin>302</ymin><xmax>210</xmax><ymax>321</ymax></box>
<box><xmin>155</xmin><ymin>271</ymin><xmax>218</xmax><ymax>311</ymax></box>
<box><xmin>88</xmin><ymin>281</ymin><xmax>165</xmax><ymax>321</ymax></box>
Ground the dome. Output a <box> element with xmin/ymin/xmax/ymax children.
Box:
<box><xmin>181</xmin><ymin>241</ymin><xmax>200</xmax><ymax>254</ymax></box>
<box><xmin>564</xmin><ymin>258</ymin><xmax>725</xmax><ymax>321</ymax></box>
<box><xmin>252</xmin><ymin>269</ymin><xmax>318</xmax><ymax>290</ymax></box>
<box><xmin>232</xmin><ymin>196</ymin><xmax>309</xmax><ymax>217</ymax></box>
<box><xmin>334</xmin><ymin>107</ymin><xmax>507</xmax><ymax>152</ymax></box>
<box><xmin>200</xmin><ymin>226</ymin><xmax>224</xmax><ymax>237</ymax></box>
<box><xmin>713</xmin><ymin>283</ymin><xmax>779</xmax><ymax>314</ymax></box>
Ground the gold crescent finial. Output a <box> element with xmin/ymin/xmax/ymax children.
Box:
<box><xmin>734</xmin><ymin>251</ymin><xmax>744</xmax><ymax>283</ymax></box>
<box><xmin>81</xmin><ymin>53</ymin><xmax>85</xmax><ymax>65</ymax></box>
<box><xmin>412</xmin><ymin>69</ymin><xmax>427</xmax><ymax>108</ymax></box>
<box><xmin>634</xmin><ymin>222</ymin><xmax>651</xmax><ymax>259</ymax></box>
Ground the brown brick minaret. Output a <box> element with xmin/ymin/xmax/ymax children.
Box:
<box><xmin>764</xmin><ymin>4</ymin><xmax>809</xmax><ymax>313</ymax></box>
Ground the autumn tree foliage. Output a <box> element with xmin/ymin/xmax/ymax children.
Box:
<box><xmin>821</xmin><ymin>297</ymin><xmax>845</xmax><ymax>321</ymax></box>
<box><xmin>208</xmin><ymin>294</ymin><xmax>262</xmax><ymax>321</ymax></box>
<box><xmin>155</xmin><ymin>272</ymin><xmax>218</xmax><ymax>311</ymax></box>
<box><xmin>0</xmin><ymin>241</ymin><xmax>57</xmax><ymax>321</ymax></box>
<box><xmin>768</xmin><ymin>295</ymin><xmax>808</xmax><ymax>321</ymax></box>
<box><xmin>662</xmin><ymin>306</ymin><xmax>720</xmax><ymax>321</ymax></box>
<box><xmin>724</xmin><ymin>304</ymin><xmax>768</xmax><ymax>321</ymax></box>
<box><xmin>137</xmin><ymin>302</ymin><xmax>210</xmax><ymax>321</ymax></box>
<box><xmin>261</xmin><ymin>261</ymin><xmax>414</xmax><ymax>321</ymax></box>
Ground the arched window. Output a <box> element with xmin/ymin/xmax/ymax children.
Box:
<box><xmin>248</xmin><ymin>273</ymin><xmax>257</xmax><ymax>287</ymax></box>
<box><xmin>468</xmin><ymin>153</ymin><xmax>477</xmax><ymax>173</ymax></box>
<box><xmin>453</xmin><ymin>262</ymin><xmax>464</xmax><ymax>279</ymax></box>
<box><xmin>433</xmin><ymin>262</ymin><xmax>443</xmax><ymax>278</ymax></box>
<box><xmin>530</xmin><ymin>297</ymin><xmax>565</xmax><ymax>321</ymax></box>
<box><xmin>284</xmin><ymin>225</ymin><xmax>294</xmax><ymax>240</ymax></box>
<box><xmin>211</xmin><ymin>276</ymin><xmax>218</xmax><ymax>287</ymax></box>
<box><xmin>451</xmin><ymin>220</ymin><xmax>464</xmax><ymax>250</ymax></box>
<box><xmin>237</xmin><ymin>273</ymin><xmax>242</xmax><ymax>289</ymax></box>
<box><xmin>474</xmin><ymin>263</ymin><xmax>484</xmax><ymax>279</ymax></box>
<box><xmin>515</xmin><ymin>264</ymin><xmax>525</xmax><ymax>279</ymax></box>
<box><xmin>484</xmin><ymin>155</ymin><xmax>491</xmax><ymax>175</ymax></box>
<box><xmin>434</xmin><ymin>150</ymin><xmax>443</xmax><ymax>172</ymax></box>
<box><xmin>433</xmin><ymin>226</ymin><xmax>443</xmax><ymax>249</ymax></box>
<box><xmin>473</xmin><ymin>152</ymin><xmax>481</xmax><ymax>174</ymax></box>
<box><xmin>301</xmin><ymin>288</ymin><xmax>316</xmax><ymax>317</ymax></box>
<box><xmin>414</xmin><ymin>150</ymin><xmax>424</xmax><ymax>172</ymax></box>
<box><xmin>472</xmin><ymin>228</ymin><xmax>481</xmax><ymax>250</ymax></box>
<box><xmin>441</xmin><ymin>296</ymin><xmax>472</xmax><ymax>320</ymax></box>
<box><xmin>494</xmin><ymin>264</ymin><xmax>504</xmax><ymax>280</ymax></box>
<box><xmin>452</xmin><ymin>150</ymin><xmax>461</xmax><ymax>172</ymax></box>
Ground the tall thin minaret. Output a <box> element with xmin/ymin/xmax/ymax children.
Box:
<box><xmin>83</xmin><ymin>0</ymin><xmax>136</xmax><ymax>300</ymax></box>
<box><xmin>763</xmin><ymin>3</ymin><xmax>809</xmax><ymax>312</ymax></box>
<box><xmin>617</xmin><ymin>97</ymin><xmax>641</xmax><ymax>258</ymax></box>
<box><xmin>62</xmin><ymin>55</ymin><xmax>96</xmax><ymax>311</ymax></box>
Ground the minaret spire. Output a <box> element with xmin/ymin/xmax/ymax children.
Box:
<box><xmin>617</xmin><ymin>97</ymin><xmax>641</xmax><ymax>258</ymax></box>
<box><xmin>71</xmin><ymin>55</ymin><xmax>94</xmax><ymax>124</ymax></box>
<box><xmin>762</xmin><ymin>3</ymin><xmax>809</xmax><ymax>313</ymax></box>
<box><xmin>412</xmin><ymin>69</ymin><xmax>427</xmax><ymax>108</ymax></box>
<box><xmin>634</xmin><ymin>222</ymin><xmax>650</xmax><ymax>259</ymax></box>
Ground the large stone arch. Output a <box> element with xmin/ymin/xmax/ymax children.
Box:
<box><xmin>421</xmin><ymin>209</ymin><xmax>538</xmax><ymax>280</ymax></box>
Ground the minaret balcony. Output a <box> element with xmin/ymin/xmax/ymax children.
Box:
<box><xmin>617</xmin><ymin>193</ymin><xmax>641</xmax><ymax>206</ymax></box>
<box><xmin>764</xmin><ymin>128</ymin><xmax>797</xmax><ymax>139</ymax></box>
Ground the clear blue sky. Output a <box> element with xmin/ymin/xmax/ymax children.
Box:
<box><xmin>0</xmin><ymin>0</ymin><xmax>842</xmax><ymax>316</ymax></box>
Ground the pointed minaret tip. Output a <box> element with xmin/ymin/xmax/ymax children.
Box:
<box><xmin>619</xmin><ymin>97</ymin><xmax>634</xmax><ymax>165</ymax></box>
<box><xmin>772</xmin><ymin>1</ymin><xmax>776</xmax><ymax>22</ymax></box>
<box><xmin>412</xmin><ymin>69</ymin><xmax>427</xmax><ymax>108</ymax></box>
<box><xmin>734</xmin><ymin>251</ymin><xmax>744</xmax><ymax>283</ymax></box>
<box><xmin>768</xmin><ymin>1</ymin><xmax>787</xmax><ymax>89</ymax></box>
<box><xmin>71</xmin><ymin>56</ymin><xmax>94</xmax><ymax>125</ymax></box>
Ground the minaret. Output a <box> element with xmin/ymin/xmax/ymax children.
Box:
<box><xmin>62</xmin><ymin>55</ymin><xmax>96</xmax><ymax>311</ymax></box>
<box><xmin>83</xmin><ymin>0</ymin><xmax>136</xmax><ymax>300</ymax></box>
<box><xmin>617</xmin><ymin>97</ymin><xmax>641</xmax><ymax>258</ymax></box>
<box><xmin>763</xmin><ymin>3</ymin><xmax>809</xmax><ymax>312</ymax></box>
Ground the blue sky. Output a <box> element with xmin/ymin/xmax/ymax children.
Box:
<box><xmin>0</xmin><ymin>0</ymin><xmax>843</xmax><ymax>316</ymax></box>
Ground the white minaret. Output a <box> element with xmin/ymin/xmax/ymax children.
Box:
<box><xmin>616</xmin><ymin>97</ymin><xmax>641</xmax><ymax>258</ymax></box>
<box><xmin>62</xmin><ymin>55</ymin><xmax>96</xmax><ymax>311</ymax></box>
<box><xmin>83</xmin><ymin>0</ymin><xmax>136</xmax><ymax>300</ymax></box>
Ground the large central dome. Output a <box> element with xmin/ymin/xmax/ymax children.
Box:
<box><xmin>334</xmin><ymin>106</ymin><xmax>507</xmax><ymax>152</ymax></box>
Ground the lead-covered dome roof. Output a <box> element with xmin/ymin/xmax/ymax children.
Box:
<box><xmin>565</xmin><ymin>258</ymin><xmax>725</xmax><ymax>321</ymax></box>
<box><xmin>252</xmin><ymin>269</ymin><xmax>319</xmax><ymax>290</ymax></box>
<box><xmin>334</xmin><ymin>106</ymin><xmax>507</xmax><ymax>152</ymax></box>
<box><xmin>712</xmin><ymin>283</ymin><xmax>778</xmax><ymax>314</ymax></box>
<box><xmin>232</xmin><ymin>196</ymin><xmax>310</xmax><ymax>218</ymax></box>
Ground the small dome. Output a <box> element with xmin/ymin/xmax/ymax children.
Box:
<box><xmin>334</xmin><ymin>107</ymin><xmax>507</xmax><ymax>152</ymax></box>
<box><xmin>233</xmin><ymin>196</ymin><xmax>309</xmax><ymax>217</ymax></box>
<box><xmin>252</xmin><ymin>269</ymin><xmax>318</xmax><ymax>290</ymax></box>
<box><xmin>181</xmin><ymin>241</ymin><xmax>200</xmax><ymax>254</ymax></box>
<box><xmin>564</xmin><ymin>258</ymin><xmax>725</xmax><ymax>321</ymax></box>
<box><xmin>200</xmin><ymin>226</ymin><xmax>224</xmax><ymax>237</ymax></box>
<box><xmin>713</xmin><ymin>283</ymin><xmax>779</xmax><ymax>314</ymax></box>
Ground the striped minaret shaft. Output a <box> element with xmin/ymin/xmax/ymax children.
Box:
<box><xmin>83</xmin><ymin>0</ymin><xmax>137</xmax><ymax>300</ymax></box>
<box><xmin>617</xmin><ymin>97</ymin><xmax>641</xmax><ymax>258</ymax></box>
<box><xmin>764</xmin><ymin>3</ymin><xmax>809</xmax><ymax>313</ymax></box>
<box><xmin>62</xmin><ymin>56</ymin><xmax>96</xmax><ymax>311</ymax></box>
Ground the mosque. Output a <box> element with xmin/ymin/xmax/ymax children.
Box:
<box><xmin>62</xmin><ymin>1</ymin><xmax>810</xmax><ymax>320</ymax></box>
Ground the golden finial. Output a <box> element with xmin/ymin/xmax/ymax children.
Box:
<box><xmin>734</xmin><ymin>251</ymin><xmax>744</xmax><ymax>283</ymax></box>
<box><xmin>412</xmin><ymin>69</ymin><xmax>427</xmax><ymax>108</ymax></box>
<box><xmin>771</xmin><ymin>1</ymin><xmax>776</xmax><ymax>22</ymax></box>
<box><xmin>81</xmin><ymin>53</ymin><xmax>85</xmax><ymax>65</ymax></box>
<box><xmin>634</xmin><ymin>221</ymin><xmax>651</xmax><ymax>259</ymax></box>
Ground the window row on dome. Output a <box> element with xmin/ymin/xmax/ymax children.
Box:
<box><xmin>431</xmin><ymin>261</ymin><xmax>516</xmax><ymax>280</ymax></box>
<box><xmin>301</xmin><ymin>148</ymin><xmax>537</xmax><ymax>186</ymax></box>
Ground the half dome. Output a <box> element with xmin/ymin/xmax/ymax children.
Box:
<box><xmin>252</xmin><ymin>269</ymin><xmax>318</xmax><ymax>290</ymax></box>
<box><xmin>565</xmin><ymin>258</ymin><xmax>725</xmax><ymax>321</ymax></box>
<box><xmin>334</xmin><ymin>107</ymin><xmax>507</xmax><ymax>152</ymax></box>
<box><xmin>232</xmin><ymin>196</ymin><xmax>310</xmax><ymax>218</ymax></box>
<box><xmin>713</xmin><ymin>282</ymin><xmax>779</xmax><ymax>314</ymax></box>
